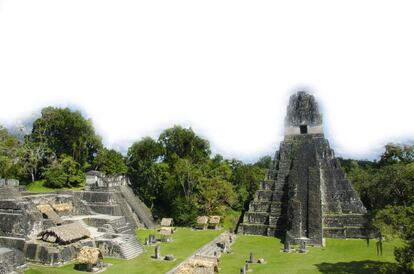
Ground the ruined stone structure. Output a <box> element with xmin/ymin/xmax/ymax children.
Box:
<box><xmin>79</xmin><ymin>171</ymin><xmax>156</xmax><ymax>229</ymax></box>
<box><xmin>0</xmin><ymin>246</ymin><xmax>25</xmax><ymax>273</ymax></box>
<box><xmin>0</xmin><ymin>172</ymin><xmax>155</xmax><ymax>266</ymax></box>
<box><xmin>238</xmin><ymin>91</ymin><xmax>367</xmax><ymax>246</ymax></box>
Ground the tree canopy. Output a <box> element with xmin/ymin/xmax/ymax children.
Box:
<box><xmin>340</xmin><ymin>143</ymin><xmax>414</xmax><ymax>272</ymax></box>
<box><xmin>30</xmin><ymin>107</ymin><xmax>102</xmax><ymax>167</ymax></box>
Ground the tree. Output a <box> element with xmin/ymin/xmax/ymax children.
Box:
<box><xmin>158</xmin><ymin>125</ymin><xmax>210</xmax><ymax>164</ymax></box>
<box><xmin>0</xmin><ymin>126</ymin><xmax>22</xmax><ymax>178</ymax></box>
<box><xmin>127</xmin><ymin>137</ymin><xmax>163</xmax><ymax>166</ymax></box>
<box><xmin>229</xmin><ymin>160</ymin><xmax>266</xmax><ymax>210</ymax></box>
<box><xmin>43</xmin><ymin>155</ymin><xmax>85</xmax><ymax>188</ymax></box>
<box><xmin>198</xmin><ymin>177</ymin><xmax>236</xmax><ymax>215</ymax></box>
<box><xmin>30</xmin><ymin>107</ymin><xmax>102</xmax><ymax>167</ymax></box>
<box><xmin>379</xmin><ymin>143</ymin><xmax>414</xmax><ymax>166</ymax></box>
<box><xmin>42</xmin><ymin>159</ymin><xmax>67</xmax><ymax>188</ymax></box>
<box><xmin>254</xmin><ymin>155</ymin><xmax>272</xmax><ymax>169</ymax></box>
<box><xmin>174</xmin><ymin>158</ymin><xmax>202</xmax><ymax>202</ymax></box>
<box><xmin>375</xmin><ymin>206</ymin><xmax>414</xmax><ymax>273</ymax></box>
<box><xmin>348</xmin><ymin>161</ymin><xmax>414</xmax><ymax>211</ymax></box>
<box><xmin>127</xmin><ymin>137</ymin><xmax>165</xmax><ymax>208</ymax></box>
<box><xmin>125</xmin><ymin>126</ymin><xmax>269</xmax><ymax>226</ymax></box>
<box><xmin>342</xmin><ymin>143</ymin><xmax>414</xmax><ymax>272</ymax></box>
<box><xmin>93</xmin><ymin>148</ymin><xmax>127</xmax><ymax>175</ymax></box>
<box><xmin>18</xmin><ymin>138</ymin><xmax>52</xmax><ymax>182</ymax></box>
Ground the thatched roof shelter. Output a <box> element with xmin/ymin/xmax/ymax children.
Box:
<box><xmin>39</xmin><ymin>222</ymin><xmax>90</xmax><ymax>244</ymax></box>
<box><xmin>161</xmin><ymin>218</ymin><xmax>173</xmax><ymax>227</ymax></box>
<box><xmin>51</xmin><ymin>202</ymin><xmax>73</xmax><ymax>213</ymax></box>
<box><xmin>37</xmin><ymin>204</ymin><xmax>63</xmax><ymax>225</ymax></box>
<box><xmin>197</xmin><ymin>216</ymin><xmax>208</xmax><ymax>225</ymax></box>
<box><xmin>209</xmin><ymin>216</ymin><xmax>221</xmax><ymax>225</ymax></box>
<box><xmin>77</xmin><ymin>246</ymin><xmax>103</xmax><ymax>265</ymax></box>
<box><xmin>160</xmin><ymin>227</ymin><xmax>172</xmax><ymax>236</ymax></box>
<box><xmin>160</xmin><ymin>227</ymin><xmax>173</xmax><ymax>242</ymax></box>
<box><xmin>176</xmin><ymin>257</ymin><xmax>219</xmax><ymax>274</ymax></box>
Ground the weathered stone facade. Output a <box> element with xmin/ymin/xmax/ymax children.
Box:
<box><xmin>0</xmin><ymin>173</ymin><xmax>153</xmax><ymax>266</ymax></box>
<box><xmin>0</xmin><ymin>247</ymin><xmax>25</xmax><ymax>273</ymax></box>
<box><xmin>80</xmin><ymin>171</ymin><xmax>156</xmax><ymax>229</ymax></box>
<box><xmin>238</xmin><ymin>91</ymin><xmax>367</xmax><ymax>245</ymax></box>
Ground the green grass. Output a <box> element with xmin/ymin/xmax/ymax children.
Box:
<box><xmin>24</xmin><ymin>180</ymin><xmax>84</xmax><ymax>193</ymax></box>
<box><xmin>220</xmin><ymin>235</ymin><xmax>401</xmax><ymax>274</ymax></box>
<box><xmin>222</xmin><ymin>209</ymin><xmax>241</xmax><ymax>231</ymax></box>
<box><xmin>25</xmin><ymin>227</ymin><xmax>222</xmax><ymax>274</ymax></box>
<box><xmin>24</xmin><ymin>229</ymin><xmax>403</xmax><ymax>274</ymax></box>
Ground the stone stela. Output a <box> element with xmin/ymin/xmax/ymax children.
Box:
<box><xmin>155</xmin><ymin>245</ymin><xmax>161</xmax><ymax>260</ymax></box>
<box><xmin>238</xmin><ymin>91</ymin><xmax>368</xmax><ymax>246</ymax></box>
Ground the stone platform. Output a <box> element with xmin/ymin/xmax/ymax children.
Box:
<box><xmin>0</xmin><ymin>174</ymin><xmax>152</xmax><ymax>266</ymax></box>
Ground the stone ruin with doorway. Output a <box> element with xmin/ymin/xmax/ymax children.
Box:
<box><xmin>238</xmin><ymin>91</ymin><xmax>368</xmax><ymax>246</ymax></box>
<box><xmin>0</xmin><ymin>172</ymin><xmax>156</xmax><ymax>270</ymax></box>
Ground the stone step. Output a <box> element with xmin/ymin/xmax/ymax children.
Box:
<box><xmin>117</xmin><ymin>235</ymin><xmax>144</xmax><ymax>259</ymax></box>
<box><xmin>260</xmin><ymin>180</ymin><xmax>275</xmax><ymax>190</ymax></box>
<box><xmin>255</xmin><ymin>190</ymin><xmax>273</xmax><ymax>201</ymax></box>
<box><xmin>118</xmin><ymin>185</ymin><xmax>156</xmax><ymax>229</ymax></box>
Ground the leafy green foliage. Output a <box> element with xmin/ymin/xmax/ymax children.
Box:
<box><xmin>30</xmin><ymin>107</ymin><xmax>102</xmax><ymax>167</ymax></box>
<box><xmin>375</xmin><ymin>206</ymin><xmax>414</xmax><ymax>273</ymax></box>
<box><xmin>197</xmin><ymin>177</ymin><xmax>236</xmax><ymax>215</ymax></box>
<box><xmin>229</xmin><ymin>159</ymin><xmax>266</xmax><ymax>210</ymax></box>
<box><xmin>254</xmin><ymin>155</ymin><xmax>272</xmax><ymax>169</ymax></box>
<box><xmin>18</xmin><ymin>138</ymin><xmax>51</xmax><ymax>182</ymax></box>
<box><xmin>379</xmin><ymin>143</ymin><xmax>414</xmax><ymax>166</ymax></box>
<box><xmin>0</xmin><ymin>126</ymin><xmax>22</xmax><ymax>178</ymax></box>
<box><xmin>126</xmin><ymin>126</ymin><xmax>266</xmax><ymax>225</ymax></box>
<box><xmin>93</xmin><ymin>148</ymin><xmax>128</xmax><ymax>174</ymax></box>
<box><xmin>127</xmin><ymin>137</ymin><xmax>166</xmax><ymax>209</ymax></box>
<box><xmin>158</xmin><ymin>125</ymin><xmax>210</xmax><ymax>164</ymax></box>
<box><xmin>43</xmin><ymin>155</ymin><xmax>84</xmax><ymax>188</ymax></box>
<box><xmin>341</xmin><ymin>143</ymin><xmax>414</xmax><ymax>273</ymax></box>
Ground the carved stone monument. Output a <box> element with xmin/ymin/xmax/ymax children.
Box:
<box><xmin>155</xmin><ymin>245</ymin><xmax>161</xmax><ymax>260</ymax></box>
<box><xmin>283</xmin><ymin>239</ymin><xmax>290</xmax><ymax>253</ymax></box>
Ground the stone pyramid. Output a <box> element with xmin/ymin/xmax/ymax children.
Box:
<box><xmin>238</xmin><ymin>91</ymin><xmax>367</xmax><ymax>246</ymax></box>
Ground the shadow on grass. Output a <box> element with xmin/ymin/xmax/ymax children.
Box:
<box><xmin>315</xmin><ymin>260</ymin><xmax>398</xmax><ymax>274</ymax></box>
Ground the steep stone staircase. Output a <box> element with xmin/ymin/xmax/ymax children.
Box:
<box><xmin>118</xmin><ymin>185</ymin><xmax>156</xmax><ymax>228</ymax></box>
<box><xmin>117</xmin><ymin>234</ymin><xmax>144</xmax><ymax>259</ymax></box>
<box><xmin>238</xmin><ymin>146</ymin><xmax>290</xmax><ymax>237</ymax></box>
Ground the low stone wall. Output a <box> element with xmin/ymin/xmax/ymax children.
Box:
<box><xmin>24</xmin><ymin>241</ymin><xmax>78</xmax><ymax>265</ymax></box>
<box><xmin>0</xmin><ymin>236</ymin><xmax>26</xmax><ymax>251</ymax></box>
<box><xmin>0</xmin><ymin>247</ymin><xmax>25</xmax><ymax>273</ymax></box>
<box><xmin>88</xmin><ymin>238</ymin><xmax>123</xmax><ymax>258</ymax></box>
<box><xmin>0</xmin><ymin>178</ymin><xmax>20</xmax><ymax>187</ymax></box>
<box><xmin>0</xmin><ymin>200</ymin><xmax>42</xmax><ymax>238</ymax></box>
<box><xmin>166</xmin><ymin>231</ymin><xmax>235</xmax><ymax>274</ymax></box>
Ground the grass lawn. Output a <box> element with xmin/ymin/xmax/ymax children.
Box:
<box><xmin>25</xmin><ymin>227</ymin><xmax>222</xmax><ymax>274</ymax></box>
<box><xmin>23</xmin><ymin>229</ymin><xmax>403</xmax><ymax>274</ymax></box>
<box><xmin>220</xmin><ymin>235</ymin><xmax>401</xmax><ymax>274</ymax></box>
<box><xmin>24</xmin><ymin>180</ymin><xmax>84</xmax><ymax>193</ymax></box>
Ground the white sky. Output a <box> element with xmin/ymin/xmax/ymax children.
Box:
<box><xmin>0</xmin><ymin>1</ymin><xmax>413</xmax><ymax>162</ymax></box>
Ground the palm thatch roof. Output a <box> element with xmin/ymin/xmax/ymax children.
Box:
<box><xmin>77</xmin><ymin>246</ymin><xmax>103</xmax><ymax>265</ymax></box>
<box><xmin>196</xmin><ymin>216</ymin><xmax>208</xmax><ymax>225</ymax></box>
<box><xmin>161</xmin><ymin>218</ymin><xmax>173</xmax><ymax>227</ymax></box>
<box><xmin>160</xmin><ymin>227</ymin><xmax>173</xmax><ymax>236</ymax></box>
<box><xmin>51</xmin><ymin>202</ymin><xmax>73</xmax><ymax>213</ymax></box>
<box><xmin>37</xmin><ymin>204</ymin><xmax>63</xmax><ymax>225</ymax></box>
<box><xmin>209</xmin><ymin>216</ymin><xmax>221</xmax><ymax>224</ymax></box>
<box><xmin>39</xmin><ymin>222</ymin><xmax>90</xmax><ymax>244</ymax></box>
<box><xmin>176</xmin><ymin>257</ymin><xmax>218</xmax><ymax>274</ymax></box>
